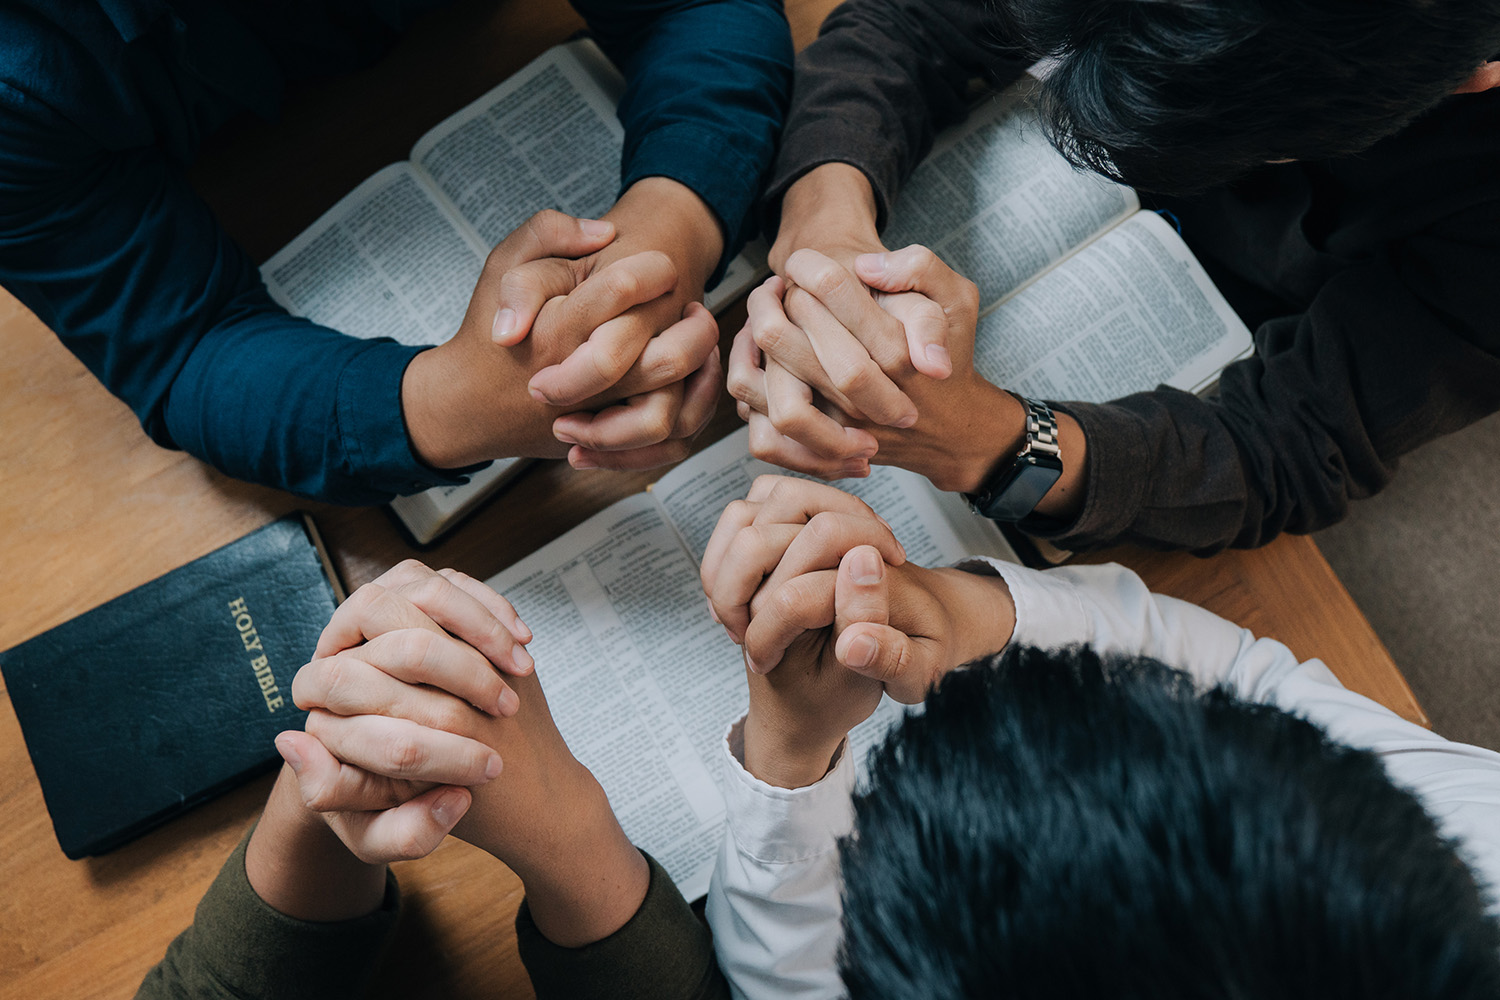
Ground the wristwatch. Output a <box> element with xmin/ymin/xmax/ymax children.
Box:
<box><xmin>965</xmin><ymin>393</ymin><xmax>1062</xmax><ymax>521</ymax></box>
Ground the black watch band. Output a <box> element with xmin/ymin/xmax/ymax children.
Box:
<box><xmin>965</xmin><ymin>393</ymin><xmax>1063</xmax><ymax>522</ymax></box>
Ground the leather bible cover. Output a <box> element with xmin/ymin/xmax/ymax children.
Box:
<box><xmin>0</xmin><ymin>516</ymin><xmax>337</xmax><ymax>859</ymax></box>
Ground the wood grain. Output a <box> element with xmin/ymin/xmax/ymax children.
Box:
<box><xmin>0</xmin><ymin>0</ymin><xmax>1418</xmax><ymax>996</ymax></box>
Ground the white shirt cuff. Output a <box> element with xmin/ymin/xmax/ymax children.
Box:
<box><xmin>719</xmin><ymin>716</ymin><xmax>857</xmax><ymax>865</ymax></box>
<box><xmin>952</xmin><ymin>555</ymin><xmax>1090</xmax><ymax>652</ymax></box>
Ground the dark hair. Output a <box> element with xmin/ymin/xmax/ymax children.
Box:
<box><xmin>985</xmin><ymin>0</ymin><xmax>1500</xmax><ymax>192</ymax></box>
<box><xmin>838</xmin><ymin>645</ymin><xmax>1500</xmax><ymax>999</ymax></box>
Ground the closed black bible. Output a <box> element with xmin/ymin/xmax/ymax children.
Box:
<box><xmin>0</xmin><ymin>516</ymin><xmax>339</xmax><ymax>859</ymax></box>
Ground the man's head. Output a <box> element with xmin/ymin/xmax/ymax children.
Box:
<box><xmin>838</xmin><ymin>645</ymin><xmax>1500</xmax><ymax>999</ymax></box>
<box><xmin>987</xmin><ymin>0</ymin><xmax>1500</xmax><ymax>191</ymax></box>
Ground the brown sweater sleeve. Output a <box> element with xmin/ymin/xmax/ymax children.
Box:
<box><xmin>516</xmin><ymin>852</ymin><xmax>729</xmax><ymax>1000</ymax></box>
<box><xmin>135</xmin><ymin>829</ymin><xmax>400</xmax><ymax>1000</ymax></box>
<box><xmin>762</xmin><ymin>0</ymin><xmax>1028</xmax><ymax>235</ymax></box>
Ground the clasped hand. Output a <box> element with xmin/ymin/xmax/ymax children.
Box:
<box><xmin>699</xmin><ymin>476</ymin><xmax>1015</xmax><ymax>787</ymax></box>
<box><xmin>404</xmin><ymin>201</ymin><xmax>721</xmax><ymax>473</ymax></box>
<box><xmin>729</xmin><ymin>244</ymin><xmax>1021</xmax><ymax>494</ymax></box>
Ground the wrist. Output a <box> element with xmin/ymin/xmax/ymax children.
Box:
<box><xmin>741</xmin><ymin>708</ymin><xmax>846</xmax><ymax>789</ymax></box>
<box><xmin>504</xmin><ymin>769</ymin><xmax>649</xmax><ymax>947</ymax></box>
<box><xmin>607</xmin><ymin>177</ymin><xmax>723</xmax><ymax>293</ymax></box>
<box><xmin>245</xmin><ymin>767</ymin><xmax>387</xmax><ymax>922</ymax></box>
<box><xmin>928</xmin><ymin>567</ymin><xmax>1017</xmax><ymax>668</ymax></box>
<box><xmin>401</xmin><ymin>342</ymin><xmax>567</xmax><ymax>469</ymax></box>
<box><xmin>922</xmin><ymin>379</ymin><xmax>1026</xmax><ymax>494</ymax></box>
<box><xmin>771</xmin><ymin>163</ymin><xmax>882</xmax><ymax>272</ymax></box>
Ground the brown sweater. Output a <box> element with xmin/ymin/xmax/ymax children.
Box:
<box><xmin>768</xmin><ymin>0</ymin><xmax>1500</xmax><ymax>553</ymax></box>
<box><xmin>136</xmin><ymin>833</ymin><xmax>727</xmax><ymax>1000</ymax></box>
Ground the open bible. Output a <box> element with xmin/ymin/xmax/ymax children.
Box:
<box><xmin>258</xmin><ymin>39</ymin><xmax>766</xmax><ymax>543</ymax></box>
<box><xmin>484</xmin><ymin>427</ymin><xmax>1015</xmax><ymax>899</ymax></box>
<box><xmin>882</xmin><ymin>80</ymin><xmax>1254</xmax><ymax>402</ymax></box>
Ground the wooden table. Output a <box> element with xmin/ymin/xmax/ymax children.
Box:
<box><xmin>0</xmin><ymin>1</ymin><xmax>1423</xmax><ymax>997</ymax></box>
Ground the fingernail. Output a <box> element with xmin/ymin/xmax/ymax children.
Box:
<box><xmin>856</xmin><ymin>253</ymin><xmax>886</xmax><ymax>276</ymax></box>
<box><xmin>484</xmin><ymin>754</ymin><xmax>504</xmax><ymax>781</ymax></box>
<box><xmin>894</xmin><ymin>411</ymin><xmax>918</xmax><ymax>429</ymax></box>
<box><xmin>276</xmin><ymin>734</ymin><xmax>302</xmax><ymax>773</ymax></box>
<box><xmin>745</xmin><ymin>652</ymin><xmax>761</xmax><ymax>673</ymax></box>
<box><xmin>925</xmin><ymin>344</ymin><xmax>952</xmax><ymax>374</ymax></box>
<box><xmin>724</xmin><ymin>624</ymin><xmax>739</xmax><ymax>646</ymax></box>
<box><xmin>571</xmin><ymin>454</ymin><xmax>598</xmax><ymax>470</ymax></box>
<box><xmin>852</xmin><ymin>549</ymin><xmax>883</xmax><ymax>586</ymax></box>
<box><xmin>515</xmin><ymin>617</ymin><xmax>533</xmax><ymax>642</ymax></box>
<box><xmin>514</xmin><ymin>645</ymin><xmax>535</xmax><ymax>673</ymax></box>
<box><xmin>841</xmin><ymin>462</ymin><xmax>870</xmax><ymax>478</ymax></box>
<box><xmin>433</xmin><ymin>788</ymin><xmax>468</xmax><ymax>827</ymax></box>
<box><xmin>492</xmin><ymin>308</ymin><xmax>517</xmax><ymax>342</ymax></box>
<box><xmin>554</xmin><ymin>429</ymin><xmax>578</xmax><ymax>445</ymax></box>
<box><xmin>498</xmin><ymin>686</ymin><xmax>520</xmax><ymax>715</ymax></box>
<box><xmin>706</xmin><ymin>597</ymin><xmax>722</xmax><ymax>624</ymax></box>
<box><xmin>528</xmin><ymin>385</ymin><xmax>548</xmax><ymax>403</ymax></box>
<box><xmin>580</xmin><ymin>218</ymin><xmax>612</xmax><ymax>236</ymax></box>
<box><xmin>846</xmin><ymin>635</ymin><xmax>879</xmax><ymax>668</ymax></box>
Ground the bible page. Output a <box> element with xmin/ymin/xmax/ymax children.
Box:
<box><xmin>485</xmin><ymin>493</ymin><xmax>744</xmax><ymax>899</ymax></box>
<box><xmin>973</xmin><ymin>211</ymin><xmax>1252</xmax><ymax>402</ymax></box>
<box><xmin>410</xmin><ymin>41</ymin><xmax>625</xmax><ymax>249</ymax></box>
<box><xmin>880</xmin><ymin>84</ymin><xmax>1138</xmax><ymax>310</ymax></box>
<box><xmin>261</xmin><ymin>163</ymin><xmax>486</xmax><ymax>346</ymax></box>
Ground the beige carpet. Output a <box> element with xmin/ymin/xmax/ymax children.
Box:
<box><xmin>1315</xmin><ymin>412</ymin><xmax>1500</xmax><ymax>751</ymax></box>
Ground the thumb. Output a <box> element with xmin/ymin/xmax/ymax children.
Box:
<box><xmin>489</xmin><ymin>211</ymin><xmax>617</xmax><ymax>345</ymax></box>
<box><xmin>332</xmin><ymin>784</ymin><xmax>472</xmax><ymax>865</ymax></box>
<box><xmin>833</xmin><ymin>544</ymin><xmax>890</xmax><ymax>637</ymax></box>
<box><xmin>833</xmin><ymin>553</ymin><xmax>942</xmax><ymax>704</ymax></box>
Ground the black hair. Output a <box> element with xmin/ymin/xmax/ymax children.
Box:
<box><xmin>838</xmin><ymin>645</ymin><xmax>1500</xmax><ymax>999</ymax></box>
<box><xmin>984</xmin><ymin>0</ymin><xmax>1500</xmax><ymax>192</ymax></box>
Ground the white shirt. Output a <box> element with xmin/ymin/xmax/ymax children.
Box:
<box><xmin>704</xmin><ymin>560</ymin><xmax>1500</xmax><ymax>1000</ymax></box>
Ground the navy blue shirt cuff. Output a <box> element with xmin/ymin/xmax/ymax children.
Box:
<box><xmin>334</xmin><ymin>341</ymin><xmax>482</xmax><ymax>501</ymax></box>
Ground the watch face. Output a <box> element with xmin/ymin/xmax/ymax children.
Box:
<box><xmin>984</xmin><ymin>457</ymin><xmax>1063</xmax><ymax>521</ymax></box>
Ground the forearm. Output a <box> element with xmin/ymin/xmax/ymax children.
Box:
<box><xmin>604</xmin><ymin>177</ymin><xmax>724</xmax><ymax>294</ymax></box>
<box><xmin>0</xmin><ymin>134</ymin><xmax>455</xmax><ymax>504</ymax></box>
<box><xmin>139</xmin><ymin>802</ymin><xmax>399</xmax><ymax>1000</ymax></box>
<box><xmin>766</xmin><ymin>0</ymin><xmax>1028</xmax><ymax>232</ymax></box>
<box><xmin>707</xmin><ymin>717</ymin><xmax>853</xmax><ymax>1000</ymax></box>
<box><xmin>769</xmin><ymin>163</ymin><xmax>882</xmax><ymax>271</ymax></box>
<box><xmin>575</xmin><ymin>0</ymin><xmax>792</xmax><ymax>265</ymax></box>
<box><xmin>460</xmin><ymin>763</ymin><xmax>649</xmax><ymax>949</ymax></box>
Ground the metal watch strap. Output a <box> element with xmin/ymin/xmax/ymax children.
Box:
<box><xmin>966</xmin><ymin>393</ymin><xmax>1063</xmax><ymax>521</ymax></box>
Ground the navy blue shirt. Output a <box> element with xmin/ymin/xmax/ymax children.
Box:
<box><xmin>0</xmin><ymin>0</ymin><xmax>791</xmax><ymax>504</ymax></box>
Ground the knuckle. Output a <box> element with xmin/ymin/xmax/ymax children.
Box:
<box><xmin>751</xmin><ymin>317</ymin><xmax>786</xmax><ymax>355</ymax></box>
<box><xmin>389</xmin><ymin>559</ymin><xmax>431</xmax><ymax>586</ymax></box>
<box><xmin>409</xmin><ymin>574</ymin><xmax>450</xmax><ymax>609</ymax></box>
<box><xmin>831</xmin><ymin>359</ymin><xmax>880</xmax><ymax>397</ymax></box>
<box><xmin>394</xmin><ymin>828</ymin><xmax>430</xmax><ymax>862</ymax></box>
<box><xmin>603</xmin><ymin>266</ymin><xmax>642</xmax><ymax>303</ymax></box>
<box><xmin>640</xmin><ymin>408</ymin><xmax>674</xmax><ymax>444</ymax></box>
<box><xmin>805</xmin><ymin>262</ymin><xmax>846</xmax><ymax>301</ymax></box>
<box><xmin>481</xmin><ymin>245</ymin><xmax>509</xmax><ymax>278</ymax></box>
<box><xmin>391</xmin><ymin>628</ymin><xmax>433</xmax><ymax>669</ymax></box>
<box><xmin>432</xmin><ymin>699</ymin><xmax>472</xmax><ymax>735</ymax></box>
<box><xmin>805</xmin><ymin>511</ymin><xmax>843</xmax><ymax>545</ymax></box>
<box><xmin>387</xmin><ymin>734</ymin><xmax>427</xmax><ymax>776</ymax></box>
<box><xmin>589</xmin><ymin>341</ymin><xmax>635</xmax><ymax>388</ymax></box>
<box><xmin>725</xmin><ymin>365</ymin><xmax>756</xmax><ymax>402</ymax></box>
<box><xmin>302</xmin><ymin>778</ymin><xmax>337</xmax><ymax>813</ymax></box>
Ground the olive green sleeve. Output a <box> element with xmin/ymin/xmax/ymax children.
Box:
<box><xmin>135</xmin><ymin>828</ymin><xmax>400</xmax><ymax>1000</ymax></box>
<box><xmin>516</xmin><ymin>851</ymin><xmax>729</xmax><ymax>1000</ymax></box>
